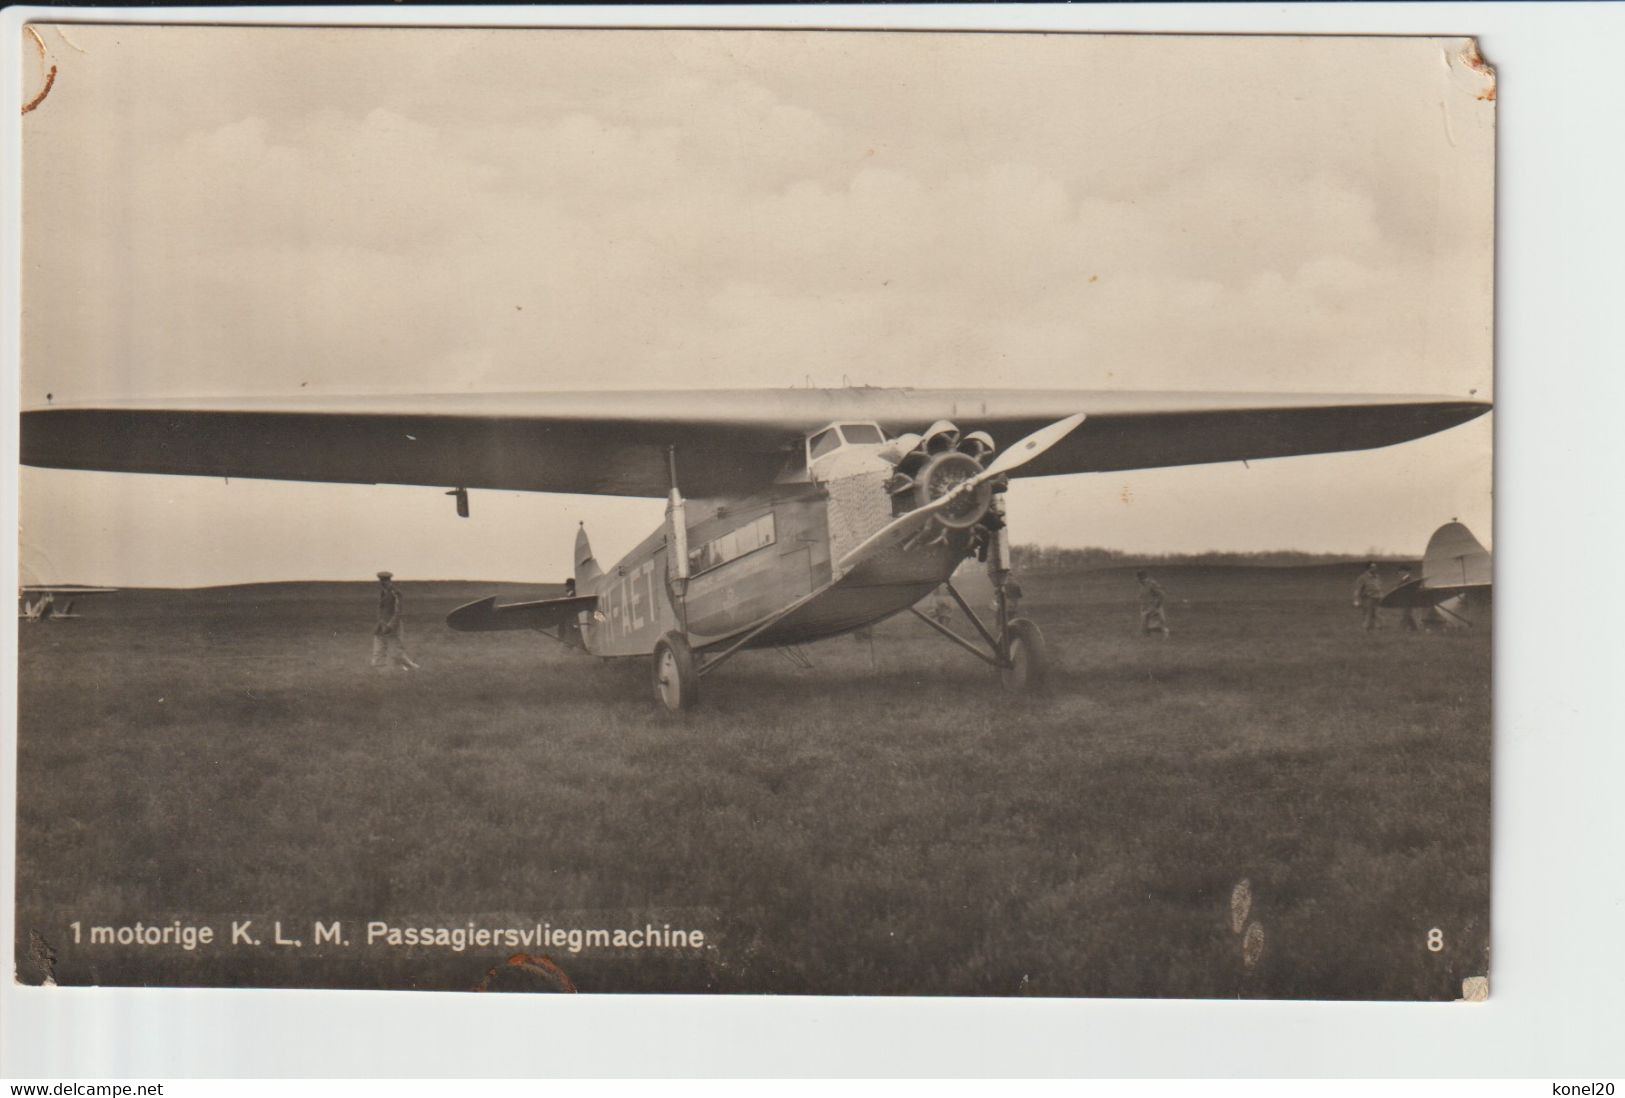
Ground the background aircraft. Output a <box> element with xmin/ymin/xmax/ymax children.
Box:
<box><xmin>1381</xmin><ymin>520</ymin><xmax>1492</xmax><ymax>628</ymax></box>
<box><xmin>22</xmin><ymin>387</ymin><xmax>1490</xmax><ymax>709</ymax></box>
<box><xmin>18</xmin><ymin>585</ymin><xmax>118</xmax><ymax>622</ymax></box>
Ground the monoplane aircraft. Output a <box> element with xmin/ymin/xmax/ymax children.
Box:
<box><xmin>21</xmin><ymin>388</ymin><xmax>1489</xmax><ymax>709</ymax></box>
<box><xmin>1380</xmin><ymin>520</ymin><xmax>1492</xmax><ymax>628</ymax></box>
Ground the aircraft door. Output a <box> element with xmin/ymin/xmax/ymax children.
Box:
<box><xmin>778</xmin><ymin>542</ymin><xmax>814</xmax><ymax>594</ymax></box>
<box><xmin>778</xmin><ymin>496</ymin><xmax>830</xmax><ymax>591</ymax></box>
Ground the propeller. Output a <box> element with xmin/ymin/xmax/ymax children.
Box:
<box><xmin>918</xmin><ymin>411</ymin><xmax>1087</xmax><ymax>520</ymax></box>
<box><xmin>837</xmin><ymin>412</ymin><xmax>1087</xmax><ymax>572</ymax></box>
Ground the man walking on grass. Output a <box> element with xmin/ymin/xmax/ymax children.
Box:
<box><xmin>1353</xmin><ymin>561</ymin><xmax>1384</xmax><ymax>632</ymax></box>
<box><xmin>1137</xmin><ymin>569</ymin><xmax>1170</xmax><ymax>639</ymax></box>
<box><xmin>372</xmin><ymin>570</ymin><xmax>420</xmax><ymax>670</ymax></box>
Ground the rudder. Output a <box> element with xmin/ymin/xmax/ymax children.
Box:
<box><xmin>575</xmin><ymin>522</ymin><xmax>604</xmax><ymax>591</ymax></box>
<box><xmin>1422</xmin><ymin>522</ymin><xmax>1491</xmax><ymax>588</ymax></box>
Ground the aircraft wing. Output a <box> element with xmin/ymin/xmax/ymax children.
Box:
<box><xmin>445</xmin><ymin>593</ymin><xmax>600</xmax><ymax>633</ymax></box>
<box><xmin>18</xmin><ymin>585</ymin><xmax>118</xmax><ymax>594</ymax></box>
<box><xmin>21</xmin><ymin>389</ymin><xmax>1489</xmax><ymax>499</ymax></box>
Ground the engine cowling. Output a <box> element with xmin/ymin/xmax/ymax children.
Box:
<box><xmin>883</xmin><ymin>420</ymin><xmax>1001</xmax><ymax>529</ymax></box>
<box><xmin>912</xmin><ymin>450</ymin><xmax>993</xmax><ymax>528</ymax></box>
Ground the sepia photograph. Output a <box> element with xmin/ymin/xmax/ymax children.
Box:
<box><xmin>12</xmin><ymin>24</ymin><xmax>1493</xmax><ymax>1000</ymax></box>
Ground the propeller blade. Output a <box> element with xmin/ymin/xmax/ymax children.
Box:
<box><xmin>930</xmin><ymin>412</ymin><xmax>1088</xmax><ymax>510</ymax></box>
<box><xmin>978</xmin><ymin>412</ymin><xmax>1086</xmax><ymax>479</ymax></box>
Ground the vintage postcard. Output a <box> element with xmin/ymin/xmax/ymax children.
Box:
<box><xmin>13</xmin><ymin>25</ymin><xmax>1493</xmax><ymax>998</ymax></box>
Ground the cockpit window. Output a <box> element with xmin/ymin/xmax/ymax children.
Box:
<box><xmin>809</xmin><ymin>428</ymin><xmax>842</xmax><ymax>460</ymax></box>
<box><xmin>839</xmin><ymin>423</ymin><xmax>884</xmax><ymax>445</ymax></box>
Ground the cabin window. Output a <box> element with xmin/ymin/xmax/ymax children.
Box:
<box><xmin>809</xmin><ymin>428</ymin><xmax>842</xmax><ymax>461</ymax></box>
<box><xmin>839</xmin><ymin>423</ymin><xmax>884</xmax><ymax>445</ymax></box>
<box><xmin>689</xmin><ymin>512</ymin><xmax>777</xmax><ymax>575</ymax></box>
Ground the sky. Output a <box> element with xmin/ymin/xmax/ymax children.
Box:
<box><xmin>17</xmin><ymin>27</ymin><xmax>1494</xmax><ymax>585</ymax></box>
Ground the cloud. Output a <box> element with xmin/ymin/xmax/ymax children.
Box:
<box><xmin>19</xmin><ymin>28</ymin><xmax>1492</xmax><ymax>580</ymax></box>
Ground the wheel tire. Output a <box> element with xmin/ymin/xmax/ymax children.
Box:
<box><xmin>999</xmin><ymin>618</ymin><xmax>1048</xmax><ymax>692</ymax></box>
<box><xmin>651</xmin><ymin>632</ymin><xmax>700</xmax><ymax>712</ymax></box>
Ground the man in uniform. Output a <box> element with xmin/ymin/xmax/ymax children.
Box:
<box><xmin>1353</xmin><ymin>561</ymin><xmax>1384</xmax><ymax>631</ymax></box>
<box><xmin>1003</xmin><ymin>578</ymin><xmax>1024</xmax><ymax>620</ymax></box>
<box><xmin>372</xmin><ymin>570</ymin><xmax>420</xmax><ymax>670</ymax></box>
<box><xmin>1137</xmin><ymin>569</ymin><xmax>1170</xmax><ymax>638</ymax></box>
<box><xmin>988</xmin><ymin>579</ymin><xmax>1026</xmax><ymax>628</ymax></box>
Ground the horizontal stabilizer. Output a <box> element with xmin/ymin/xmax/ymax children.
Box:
<box><xmin>1381</xmin><ymin>580</ymin><xmax>1486</xmax><ymax>611</ymax></box>
<box><xmin>1379</xmin><ymin>577</ymin><xmax>1426</xmax><ymax>609</ymax></box>
<box><xmin>446</xmin><ymin>593</ymin><xmax>598</xmax><ymax>633</ymax></box>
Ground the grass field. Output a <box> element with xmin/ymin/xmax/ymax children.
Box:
<box><xmin>13</xmin><ymin>564</ymin><xmax>1490</xmax><ymax>998</ymax></box>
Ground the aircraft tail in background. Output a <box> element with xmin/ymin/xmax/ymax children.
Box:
<box><xmin>1421</xmin><ymin>521</ymin><xmax>1492</xmax><ymax>589</ymax></box>
<box><xmin>17</xmin><ymin>585</ymin><xmax>117</xmax><ymax>622</ymax></box>
<box><xmin>1381</xmin><ymin>520</ymin><xmax>1491</xmax><ymax>627</ymax></box>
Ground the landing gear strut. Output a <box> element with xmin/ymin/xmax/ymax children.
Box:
<box><xmin>907</xmin><ymin>492</ymin><xmax>1048</xmax><ymax>691</ymax></box>
<box><xmin>653</xmin><ymin>447</ymin><xmax>699</xmax><ymax>713</ymax></box>
<box><xmin>907</xmin><ymin>581</ymin><xmax>1049</xmax><ymax>692</ymax></box>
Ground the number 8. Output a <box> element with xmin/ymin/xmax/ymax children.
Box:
<box><xmin>1427</xmin><ymin>928</ymin><xmax>1444</xmax><ymax>952</ymax></box>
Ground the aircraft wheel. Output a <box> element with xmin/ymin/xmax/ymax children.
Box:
<box><xmin>999</xmin><ymin>618</ymin><xmax>1048</xmax><ymax>692</ymax></box>
<box><xmin>652</xmin><ymin>632</ymin><xmax>700</xmax><ymax>712</ymax></box>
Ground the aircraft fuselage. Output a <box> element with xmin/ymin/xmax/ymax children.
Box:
<box><xmin>580</xmin><ymin>453</ymin><xmax>970</xmax><ymax>657</ymax></box>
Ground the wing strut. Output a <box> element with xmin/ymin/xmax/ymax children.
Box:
<box><xmin>666</xmin><ymin>446</ymin><xmax>691</xmax><ymax>633</ymax></box>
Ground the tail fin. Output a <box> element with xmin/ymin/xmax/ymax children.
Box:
<box><xmin>1422</xmin><ymin>522</ymin><xmax>1491</xmax><ymax>588</ymax></box>
<box><xmin>574</xmin><ymin>523</ymin><xmax>604</xmax><ymax>591</ymax></box>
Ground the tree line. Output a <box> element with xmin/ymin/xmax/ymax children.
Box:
<box><xmin>1009</xmin><ymin>544</ymin><xmax>1410</xmax><ymax>572</ymax></box>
